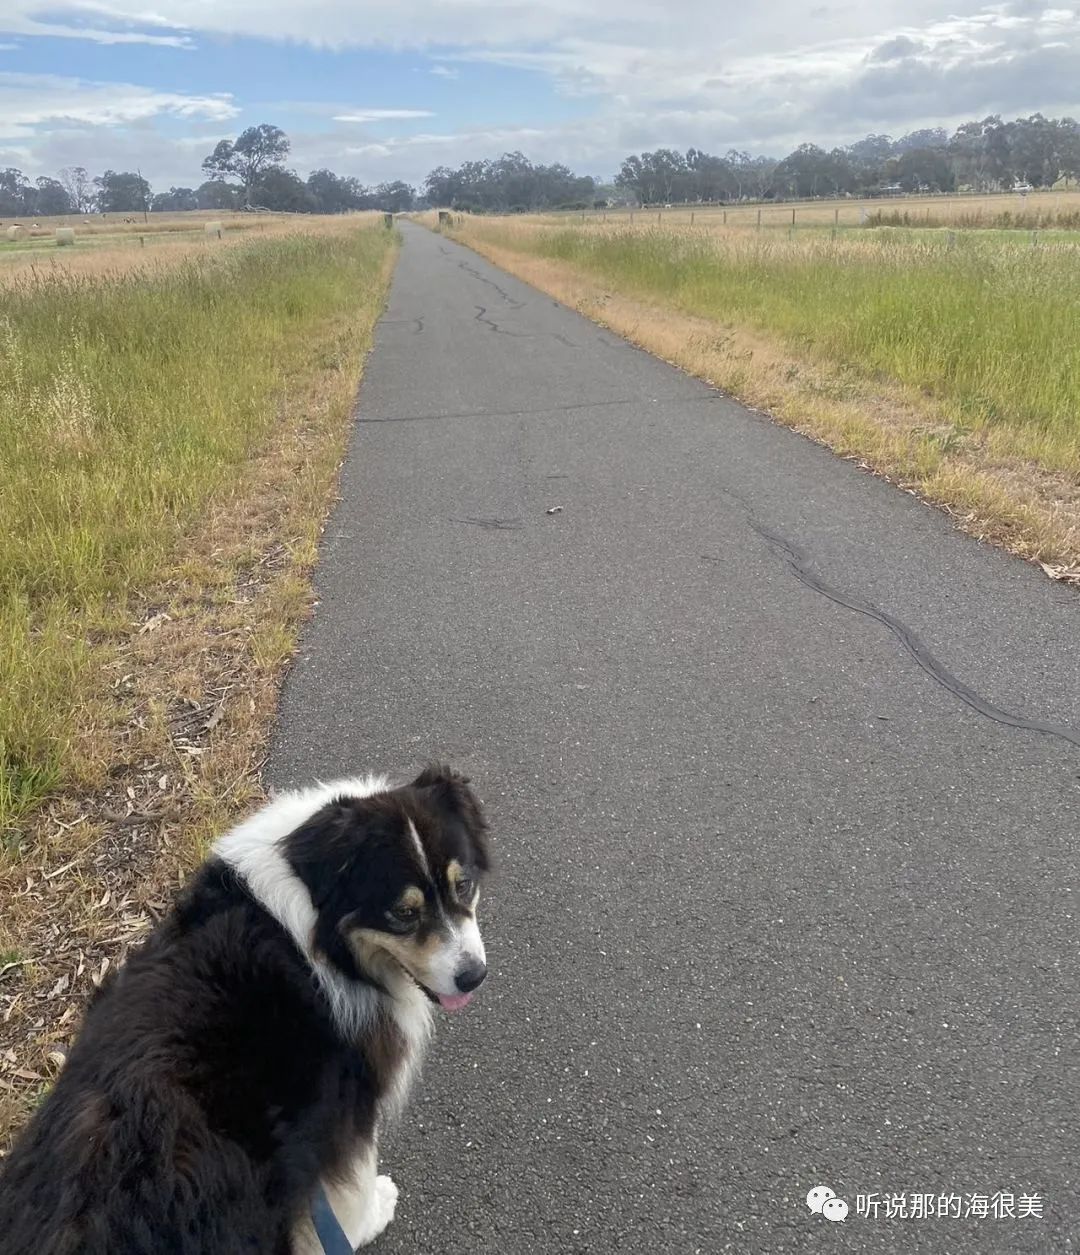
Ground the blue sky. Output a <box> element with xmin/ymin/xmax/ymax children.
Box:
<box><xmin>1</xmin><ymin>1</ymin><xmax>1078</xmax><ymax>192</ymax></box>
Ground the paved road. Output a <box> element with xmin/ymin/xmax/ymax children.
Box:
<box><xmin>269</xmin><ymin>222</ymin><xmax>1080</xmax><ymax>1252</ymax></box>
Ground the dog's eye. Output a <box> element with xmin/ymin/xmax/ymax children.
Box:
<box><xmin>387</xmin><ymin>904</ymin><xmax>420</xmax><ymax>931</ymax></box>
<box><xmin>455</xmin><ymin>874</ymin><xmax>474</xmax><ymax>900</ymax></box>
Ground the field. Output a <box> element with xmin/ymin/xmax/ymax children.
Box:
<box><xmin>441</xmin><ymin>210</ymin><xmax>1080</xmax><ymax>573</ymax></box>
<box><xmin>0</xmin><ymin>214</ymin><xmax>395</xmax><ymax>1132</ymax></box>
<box><xmin>549</xmin><ymin>187</ymin><xmax>1080</xmax><ymax>232</ymax></box>
<box><xmin>0</xmin><ymin>209</ymin><xmax>315</xmax><ymax>280</ymax></box>
<box><xmin>1</xmin><ymin>208</ymin><xmax>270</xmax><ymax>239</ymax></box>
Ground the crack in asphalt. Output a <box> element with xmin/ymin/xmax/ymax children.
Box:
<box><xmin>474</xmin><ymin>305</ymin><xmax>529</xmax><ymax>337</ymax></box>
<box><xmin>356</xmin><ymin>393</ymin><xmax>721</xmax><ymax>425</ymax></box>
<box><xmin>452</xmin><ymin>516</ymin><xmax>524</xmax><ymax>531</ymax></box>
<box><xmin>473</xmin><ymin>305</ymin><xmax>580</xmax><ymax>348</ymax></box>
<box><xmin>456</xmin><ymin>259</ymin><xmax>526</xmax><ymax>308</ymax></box>
<box><xmin>381</xmin><ymin>317</ymin><xmax>425</xmax><ymax>334</ymax></box>
<box><xmin>746</xmin><ymin>522</ymin><xmax>1080</xmax><ymax>750</ymax></box>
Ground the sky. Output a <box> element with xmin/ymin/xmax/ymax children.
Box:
<box><xmin>1</xmin><ymin>1</ymin><xmax>1078</xmax><ymax>192</ymax></box>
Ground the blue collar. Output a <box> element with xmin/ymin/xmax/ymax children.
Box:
<box><xmin>311</xmin><ymin>1183</ymin><xmax>354</xmax><ymax>1255</ymax></box>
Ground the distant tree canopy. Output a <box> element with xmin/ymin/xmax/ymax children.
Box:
<box><xmin>151</xmin><ymin>186</ymin><xmax>198</xmax><ymax>213</ymax></box>
<box><xmin>4</xmin><ymin>113</ymin><xmax>1080</xmax><ymax>221</ymax></box>
<box><xmin>94</xmin><ymin>170</ymin><xmax>151</xmax><ymax>214</ymax></box>
<box><xmin>202</xmin><ymin>124</ymin><xmax>291</xmax><ymax>207</ymax></box>
<box><xmin>611</xmin><ymin>115</ymin><xmax>1080</xmax><ymax>205</ymax></box>
<box><xmin>424</xmin><ymin>152</ymin><xmax>596</xmax><ymax>212</ymax></box>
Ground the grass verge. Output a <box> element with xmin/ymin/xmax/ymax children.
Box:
<box><xmin>443</xmin><ymin>216</ymin><xmax>1080</xmax><ymax>576</ymax></box>
<box><xmin>0</xmin><ymin>221</ymin><xmax>396</xmax><ymax>1140</ymax></box>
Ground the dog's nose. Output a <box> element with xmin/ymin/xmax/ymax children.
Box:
<box><xmin>455</xmin><ymin>962</ymin><xmax>487</xmax><ymax>993</ymax></box>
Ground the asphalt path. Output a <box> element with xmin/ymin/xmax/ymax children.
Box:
<box><xmin>268</xmin><ymin>221</ymin><xmax>1080</xmax><ymax>1252</ymax></box>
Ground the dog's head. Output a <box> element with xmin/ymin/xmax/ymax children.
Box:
<box><xmin>284</xmin><ymin>765</ymin><xmax>490</xmax><ymax>1012</ymax></box>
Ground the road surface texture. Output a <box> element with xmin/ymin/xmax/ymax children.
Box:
<box><xmin>268</xmin><ymin>222</ymin><xmax>1080</xmax><ymax>1253</ymax></box>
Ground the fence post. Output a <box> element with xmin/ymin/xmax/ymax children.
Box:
<box><xmin>792</xmin><ymin>207</ymin><xmax>796</xmax><ymax>227</ymax></box>
<box><xmin>834</xmin><ymin>207</ymin><xmax>839</xmax><ymax>227</ymax></box>
<box><xmin>690</xmin><ymin>211</ymin><xmax>695</xmax><ymax>226</ymax></box>
<box><xmin>723</xmin><ymin>210</ymin><xmax>727</xmax><ymax>225</ymax></box>
<box><xmin>757</xmin><ymin>208</ymin><xmax>762</xmax><ymax>230</ymax></box>
<box><xmin>657</xmin><ymin>211</ymin><xmax>662</xmax><ymax>225</ymax></box>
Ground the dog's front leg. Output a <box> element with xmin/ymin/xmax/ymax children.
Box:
<box><xmin>293</xmin><ymin>1146</ymin><xmax>399</xmax><ymax>1254</ymax></box>
<box><xmin>327</xmin><ymin>1144</ymin><xmax>399</xmax><ymax>1250</ymax></box>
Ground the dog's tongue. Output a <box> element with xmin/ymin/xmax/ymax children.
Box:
<box><xmin>437</xmin><ymin>992</ymin><xmax>474</xmax><ymax>1012</ymax></box>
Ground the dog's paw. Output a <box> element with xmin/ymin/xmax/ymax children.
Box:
<box><xmin>354</xmin><ymin>1175</ymin><xmax>399</xmax><ymax>1247</ymax></box>
<box><xmin>374</xmin><ymin>1174</ymin><xmax>399</xmax><ymax>1221</ymax></box>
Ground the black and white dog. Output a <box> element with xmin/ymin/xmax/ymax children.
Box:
<box><xmin>0</xmin><ymin>765</ymin><xmax>490</xmax><ymax>1254</ymax></box>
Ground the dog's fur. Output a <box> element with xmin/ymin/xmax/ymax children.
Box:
<box><xmin>0</xmin><ymin>765</ymin><xmax>490</xmax><ymax>1254</ymax></box>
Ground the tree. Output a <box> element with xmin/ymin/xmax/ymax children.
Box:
<box><xmin>33</xmin><ymin>177</ymin><xmax>73</xmax><ymax>216</ymax></box>
<box><xmin>685</xmin><ymin>149</ymin><xmax>734</xmax><ymax>202</ymax></box>
<box><xmin>58</xmin><ymin>166</ymin><xmax>95</xmax><ymax>213</ymax></box>
<box><xmin>1009</xmin><ymin>114</ymin><xmax>1062</xmax><ymax>187</ymax></box>
<box><xmin>195</xmin><ymin>180</ymin><xmax>239</xmax><ymax>210</ymax></box>
<box><xmin>94</xmin><ymin>170</ymin><xmax>151</xmax><ymax>214</ymax></box>
<box><xmin>615</xmin><ymin>150</ymin><xmax>689</xmax><ymax>204</ymax></box>
<box><xmin>0</xmin><ymin>168</ymin><xmax>34</xmax><ymax>216</ymax></box>
<box><xmin>249</xmin><ymin>166</ymin><xmax>312</xmax><ymax>212</ymax></box>
<box><xmin>202</xmin><ymin>124</ymin><xmax>290</xmax><ymax>207</ymax></box>
<box><xmin>1055</xmin><ymin>118</ymin><xmax>1080</xmax><ymax>188</ymax></box>
<box><xmin>372</xmin><ymin>181</ymin><xmax>416</xmax><ymax>213</ymax></box>
<box><xmin>308</xmin><ymin>168</ymin><xmax>358</xmax><ymax>213</ymax></box>
<box><xmin>151</xmin><ymin>187</ymin><xmax>198</xmax><ymax>212</ymax></box>
<box><xmin>772</xmin><ymin>144</ymin><xmax>841</xmax><ymax>198</ymax></box>
<box><xmin>887</xmin><ymin>147</ymin><xmax>955</xmax><ymax>193</ymax></box>
<box><xmin>423</xmin><ymin>154</ymin><xmax>592</xmax><ymax>212</ymax></box>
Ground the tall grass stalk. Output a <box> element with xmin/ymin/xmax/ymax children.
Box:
<box><xmin>0</xmin><ymin>226</ymin><xmax>393</xmax><ymax>831</ymax></box>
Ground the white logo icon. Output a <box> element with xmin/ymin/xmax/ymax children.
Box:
<box><xmin>807</xmin><ymin>1186</ymin><xmax>835</xmax><ymax>1214</ymax></box>
<box><xmin>822</xmin><ymin>1198</ymin><xmax>849</xmax><ymax>1223</ymax></box>
<box><xmin>807</xmin><ymin>1185</ymin><xmax>848</xmax><ymax>1222</ymax></box>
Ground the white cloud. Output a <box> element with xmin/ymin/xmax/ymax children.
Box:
<box><xmin>3</xmin><ymin>1</ymin><xmax>1080</xmax><ymax>186</ymax></box>
<box><xmin>0</xmin><ymin>72</ymin><xmax>237</xmax><ymax>140</ymax></box>
<box><xmin>332</xmin><ymin>109</ymin><xmax>434</xmax><ymax>122</ymax></box>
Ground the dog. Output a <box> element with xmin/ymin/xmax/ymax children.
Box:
<box><xmin>0</xmin><ymin>764</ymin><xmax>490</xmax><ymax>1254</ymax></box>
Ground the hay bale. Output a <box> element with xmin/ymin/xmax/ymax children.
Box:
<box><xmin>55</xmin><ymin>228</ymin><xmax>75</xmax><ymax>246</ymax></box>
<box><xmin>6</xmin><ymin>225</ymin><xmax>21</xmax><ymax>241</ymax></box>
<box><xmin>204</xmin><ymin>221</ymin><xmax>223</xmax><ymax>239</ymax></box>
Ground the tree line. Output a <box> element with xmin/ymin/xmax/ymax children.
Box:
<box><xmin>2</xmin><ymin>113</ymin><xmax>1079</xmax><ymax>219</ymax></box>
<box><xmin>0</xmin><ymin>125</ymin><xmax>417</xmax><ymax>217</ymax></box>
<box><xmin>613</xmin><ymin>115</ymin><xmax>1080</xmax><ymax>205</ymax></box>
<box><xmin>429</xmin><ymin>114</ymin><xmax>1080</xmax><ymax>211</ymax></box>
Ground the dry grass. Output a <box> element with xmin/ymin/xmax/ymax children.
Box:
<box><xmin>0</xmin><ymin>225</ymin><xmax>396</xmax><ymax>1141</ymax></box>
<box><xmin>544</xmin><ymin>187</ymin><xmax>1080</xmax><ymax>231</ymax></box>
<box><xmin>444</xmin><ymin>217</ymin><xmax>1080</xmax><ymax>576</ymax></box>
<box><xmin>0</xmin><ymin>213</ymin><xmax>366</xmax><ymax>283</ymax></box>
<box><xmin>4</xmin><ymin>208</ymin><xmax>279</xmax><ymax>238</ymax></box>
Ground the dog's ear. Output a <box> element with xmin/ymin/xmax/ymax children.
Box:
<box><xmin>412</xmin><ymin>762</ymin><xmax>470</xmax><ymax>791</ymax></box>
<box><xmin>284</xmin><ymin>798</ymin><xmax>361</xmax><ymax>907</ymax></box>
<box><xmin>412</xmin><ymin>764</ymin><xmax>490</xmax><ymax>868</ymax></box>
<box><xmin>283</xmin><ymin>798</ymin><xmax>396</xmax><ymax>975</ymax></box>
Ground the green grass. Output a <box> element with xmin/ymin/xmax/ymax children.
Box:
<box><xmin>0</xmin><ymin>224</ymin><xmax>394</xmax><ymax>833</ymax></box>
<box><xmin>466</xmin><ymin>221</ymin><xmax>1080</xmax><ymax>466</ymax></box>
